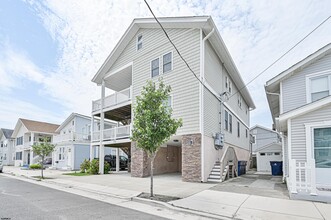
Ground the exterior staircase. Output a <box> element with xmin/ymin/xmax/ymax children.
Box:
<box><xmin>207</xmin><ymin>146</ymin><xmax>238</xmax><ymax>183</ymax></box>
<box><xmin>207</xmin><ymin>161</ymin><xmax>221</xmax><ymax>182</ymax></box>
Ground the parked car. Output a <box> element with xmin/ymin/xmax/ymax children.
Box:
<box><xmin>0</xmin><ymin>160</ymin><xmax>3</xmax><ymax>173</ymax></box>
<box><xmin>43</xmin><ymin>157</ymin><xmax>52</xmax><ymax>165</ymax></box>
<box><xmin>104</xmin><ymin>155</ymin><xmax>128</xmax><ymax>170</ymax></box>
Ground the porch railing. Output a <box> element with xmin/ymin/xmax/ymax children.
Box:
<box><xmin>53</xmin><ymin>132</ymin><xmax>91</xmax><ymax>143</ymax></box>
<box><xmin>289</xmin><ymin>159</ymin><xmax>317</xmax><ymax>195</ymax></box>
<box><xmin>92</xmin><ymin>124</ymin><xmax>131</xmax><ymax>142</ymax></box>
<box><xmin>220</xmin><ymin>146</ymin><xmax>238</xmax><ymax>182</ymax></box>
<box><xmin>92</xmin><ymin>86</ymin><xmax>132</xmax><ymax>112</ymax></box>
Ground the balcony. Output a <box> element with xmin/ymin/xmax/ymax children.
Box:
<box><xmin>53</xmin><ymin>132</ymin><xmax>91</xmax><ymax>144</ymax></box>
<box><xmin>92</xmin><ymin>124</ymin><xmax>131</xmax><ymax>143</ymax></box>
<box><xmin>92</xmin><ymin>86</ymin><xmax>132</xmax><ymax>113</ymax></box>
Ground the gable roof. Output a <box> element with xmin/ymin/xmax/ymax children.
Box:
<box><xmin>0</xmin><ymin>128</ymin><xmax>14</xmax><ymax>139</ymax></box>
<box><xmin>92</xmin><ymin>16</ymin><xmax>255</xmax><ymax>110</ymax></box>
<box><xmin>265</xmin><ymin>43</ymin><xmax>331</xmax><ymax>122</ymax></box>
<box><xmin>56</xmin><ymin>113</ymin><xmax>91</xmax><ymax>132</ymax></box>
<box><xmin>250</xmin><ymin>124</ymin><xmax>278</xmax><ymax>134</ymax></box>
<box><xmin>12</xmin><ymin>118</ymin><xmax>60</xmax><ymax>138</ymax></box>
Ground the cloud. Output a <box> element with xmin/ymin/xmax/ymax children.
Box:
<box><xmin>20</xmin><ymin>0</ymin><xmax>331</xmax><ymax>129</ymax></box>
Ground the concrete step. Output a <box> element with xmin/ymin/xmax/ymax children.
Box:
<box><xmin>211</xmin><ymin>171</ymin><xmax>220</xmax><ymax>175</ymax></box>
<box><xmin>207</xmin><ymin>178</ymin><xmax>222</xmax><ymax>182</ymax></box>
<box><xmin>211</xmin><ymin>168</ymin><xmax>221</xmax><ymax>172</ymax></box>
<box><xmin>214</xmin><ymin>165</ymin><xmax>221</xmax><ymax>169</ymax></box>
<box><xmin>209</xmin><ymin>174</ymin><xmax>221</xmax><ymax>179</ymax></box>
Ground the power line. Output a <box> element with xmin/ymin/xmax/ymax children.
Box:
<box><xmin>143</xmin><ymin>0</ymin><xmax>223</xmax><ymax>103</ymax></box>
<box><xmin>228</xmin><ymin>15</ymin><xmax>331</xmax><ymax>100</ymax></box>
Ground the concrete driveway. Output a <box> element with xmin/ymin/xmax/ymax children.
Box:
<box><xmin>210</xmin><ymin>171</ymin><xmax>289</xmax><ymax>199</ymax></box>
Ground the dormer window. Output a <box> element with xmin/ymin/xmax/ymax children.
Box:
<box><xmin>137</xmin><ymin>34</ymin><xmax>143</xmax><ymax>50</ymax></box>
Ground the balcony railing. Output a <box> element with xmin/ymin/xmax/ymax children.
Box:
<box><xmin>92</xmin><ymin>86</ymin><xmax>132</xmax><ymax>112</ymax></box>
<box><xmin>53</xmin><ymin>132</ymin><xmax>91</xmax><ymax>144</ymax></box>
<box><xmin>92</xmin><ymin>124</ymin><xmax>131</xmax><ymax>142</ymax></box>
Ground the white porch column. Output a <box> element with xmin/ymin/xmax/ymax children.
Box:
<box><xmin>30</xmin><ymin>150</ymin><xmax>34</xmax><ymax>165</ymax></box>
<box><xmin>30</xmin><ymin>132</ymin><xmax>35</xmax><ymax>146</ymax></box>
<box><xmin>116</xmin><ymin>148</ymin><xmax>120</xmax><ymax>172</ymax></box>
<box><xmin>99</xmin><ymin>80</ymin><xmax>105</xmax><ymax>174</ymax></box>
<box><xmin>22</xmin><ymin>150</ymin><xmax>25</xmax><ymax>165</ymax></box>
<box><xmin>90</xmin><ymin>116</ymin><xmax>95</xmax><ymax>161</ymax></box>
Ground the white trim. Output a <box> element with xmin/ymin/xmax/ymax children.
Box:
<box><xmin>136</xmin><ymin>33</ymin><xmax>143</xmax><ymax>51</ymax></box>
<box><xmin>162</xmin><ymin>51</ymin><xmax>173</xmax><ymax>74</ymax></box>
<box><xmin>266</xmin><ymin>44</ymin><xmax>331</xmax><ymax>87</ymax></box>
<box><xmin>199</xmin><ymin>29</ymin><xmax>203</xmax><ymax>135</ymax></box>
<box><xmin>279</xmin><ymin>81</ymin><xmax>283</xmax><ymax>114</ymax></box>
<box><xmin>104</xmin><ymin>62</ymin><xmax>133</xmax><ymax>80</ymax></box>
<box><xmin>279</xmin><ymin>96</ymin><xmax>331</xmax><ymax>124</ymax></box>
<box><xmin>306</xmin><ymin>71</ymin><xmax>331</xmax><ymax>103</ymax></box>
<box><xmin>288</xmin><ymin>119</ymin><xmax>292</xmax><ymax>161</ymax></box>
<box><xmin>150</xmin><ymin>57</ymin><xmax>160</xmax><ymax>78</ymax></box>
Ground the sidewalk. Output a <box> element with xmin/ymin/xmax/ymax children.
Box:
<box><xmin>3</xmin><ymin>166</ymin><xmax>331</xmax><ymax>220</ymax></box>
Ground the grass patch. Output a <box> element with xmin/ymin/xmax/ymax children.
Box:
<box><xmin>63</xmin><ymin>172</ymin><xmax>92</xmax><ymax>176</ymax></box>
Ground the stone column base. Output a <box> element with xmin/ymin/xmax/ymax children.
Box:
<box><xmin>182</xmin><ymin>133</ymin><xmax>202</xmax><ymax>182</ymax></box>
<box><xmin>130</xmin><ymin>142</ymin><xmax>150</xmax><ymax>177</ymax></box>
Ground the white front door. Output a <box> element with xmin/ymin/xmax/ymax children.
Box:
<box><xmin>313</xmin><ymin>127</ymin><xmax>331</xmax><ymax>186</ymax></box>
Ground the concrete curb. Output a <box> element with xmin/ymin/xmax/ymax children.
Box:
<box><xmin>2</xmin><ymin>172</ymin><xmax>229</xmax><ymax>219</ymax></box>
<box><xmin>132</xmin><ymin>196</ymin><xmax>232</xmax><ymax>220</ymax></box>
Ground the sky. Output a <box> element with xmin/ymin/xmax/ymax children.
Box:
<box><xmin>0</xmin><ymin>0</ymin><xmax>330</xmax><ymax>129</ymax></box>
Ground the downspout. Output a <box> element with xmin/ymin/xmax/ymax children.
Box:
<box><xmin>200</xmin><ymin>28</ymin><xmax>215</xmax><ymax>182</ymax></box>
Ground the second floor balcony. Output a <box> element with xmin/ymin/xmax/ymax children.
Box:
<box><xmin>92</xmin><ymin>124</ymin><xmax>131</xmax><ymax>143</ymax></box>
<box><xmin>92</xmin><ymin>86</ymin><xmax>132</xmax><ymax>113</ymax></box>
<box><xmin>53</xmin><ymin>132</ymin><xmax>90</xmax><ymax>144</ymax></box>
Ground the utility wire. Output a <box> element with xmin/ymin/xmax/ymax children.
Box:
<box><xmin>143</xmin><ymin>0</ymin><xmax>223</xmax><ymax>103</ymax></box>
<box><xmin>228</xmin><ymin>15</ymin><xmax>331</xmax><ymax>100</ymax></box>
<box><xmin>144</xmin><ymin>0</ymin><xmax>330</xmax><ymax>106</ymax></box>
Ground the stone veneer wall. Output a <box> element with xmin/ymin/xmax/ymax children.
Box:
<box><xmin>131</xmin><ymin>142</ymin><xmax>149</xmax><ymax>177</ymax></box>
<box><xmin>131</xmin><ymin>143</ymin><xmax>181</xmax><ymax>177</ymax></box>
<box><xmin>182</xmin><ymin>133</ymin><xmax>201</xmax><ymax>182</ymax></box>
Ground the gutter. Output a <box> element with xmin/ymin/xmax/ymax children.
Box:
<box><xmin>200</xmin><ymin>28</ymin><xmax>215</xmax><ymax>182</ymax></box>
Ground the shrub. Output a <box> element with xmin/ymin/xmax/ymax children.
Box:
<box><xmin>88</xmin><ymin>159</ymin><xmax>99</xmax><ymax>174</ymax></box>
<box><xmin>80</xmin><ymin>159</ymin><xmax>90</xmax><ymax>173</ymax></box>
<box><xmin>85</xmin><ymin>159</ymin><xmax>111</xmax><ymax>175</ymax></box>
<box><xmin>30</xmin><ymin>164</ymin><xmax>42</xmax><ymax>169</ymax></box>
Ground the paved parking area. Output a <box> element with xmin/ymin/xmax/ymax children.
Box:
<box><xmin>210</xmin><ymin>171</ymin><xmax>289</xmax><ymax>199</ymax></box>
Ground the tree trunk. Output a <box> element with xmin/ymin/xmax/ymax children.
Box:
<box><xmin>150</xmin><ymin>153</ymin><xmax>156</xmax><ymax>198</ymax></box>
<box><xmin>41</xmin><ymin>156</ymin><xmax>44</xmax><ymax>179</ymax></box>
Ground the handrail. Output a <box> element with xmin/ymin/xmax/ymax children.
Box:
<box><xmin>92</xmin><ymin>86</ymin><xmax>132</xmax><ymax>112</ymax></box>
<box><xmin>220</xmin><ymin>146</ymin><xmax>239</xmax><ymax>181</ymax></box>
<box><xmin>92</xmin><ymin>124</ymin><xmax>131</xmax><ymax>142</ymax></box>
<box><xmin>53</xmin><ymin>132</ymin><xmax>91</xmax><ymax>143</ymax></box>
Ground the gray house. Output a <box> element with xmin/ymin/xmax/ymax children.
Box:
<box><xmin>250</xmin><ymin>125</ymin><xmax>281</xmax><ymax>172</ymax></box>
<box><xmin>265</xmin><ymin>43</ymin><xmax>331</xmax><ymax>202</ymax></box>
<box><xmin>0</xmin><ymin>128</ymin><xmax>15</xmax><ymax>166</ymax></box>
<box><xmin>91</xmin><ymin>16</ymin><xmax>255</xmax><ymax>182</ymax></box>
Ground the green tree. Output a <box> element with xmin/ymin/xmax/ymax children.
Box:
<box><xmin>131</xmin><ymin>79</ymin><xmax>182</xmax><ymax>197</ymax></box>
<box><xmin>31</xmin><ymin>137</ymin><xmax>55</xmax><ymax>179</ymax></box>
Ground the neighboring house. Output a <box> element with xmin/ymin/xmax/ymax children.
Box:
<box><xmin>12</xmin><ymin>118</ymin><xmax>60</xmax><ymax>167</ymax></box>
<box><xmin>52</xmin><ymin>113</ymin><xmax>125</xmax><ymax>170</ymax></box>
<box><xmin>265</xmin><ymin>44</ymin><xmax>331</xmax><ymax>202</ymax></box>
<box><xmin>90</xmin><ymin>16</ymin><xmax>255</xmax><ymax>182</ymax></box>
<box><xmin>250</xmin><ymin>125</ymin><xmax>281</xmax><ymax>172</ymax></box>
<box><xmin>52</xmin><ymin>113</ymin><xmax>92</xmax><ymax>170</ymax></box>
<box><xmin>0</xmin><ymin>128</ymin><xmax>15</xmax><ymax>165</ymax></box>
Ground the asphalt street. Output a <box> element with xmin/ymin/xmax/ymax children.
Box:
<box><xmin>0</xmin><ymin>175</ymin><xmax>167</xmax><ymax>220</ymax></box>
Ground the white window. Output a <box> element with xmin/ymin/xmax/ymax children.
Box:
<box><xmin>313</xmin><ymin>127</ymin><xmax>331</xmax><ymax>168</ymax></box>
<box><xmin>151</xmin><ymin>58</ymin><xmax>160</xmax><ymax>77</ymax></box>
<box><xmin>237</xmin><ymin>121</ymin><xmax>240</xmax><ymax>137</ymax></box>
<box><xmin>229</xmin><ymin>81</ymin><xmax>232</xmax><ymax>94</ymax></box>
<box><xmin>224</xmin><ymin>110</ymin><xmax>229</xmax><ymax>131</ymax></box>
<box><xmin>307</xmin><ymin>73</ymin><xmax>331</xmax><ymax>102</ymax></box>
<box><xmin>229</xmin><ymin>114</ymin><xmax>232</xmax><ymax>133</ymax></box>
<box><xmin>163</xmin><ymin>52</ymin><xmax>172</xmax><ymax>73</ymax></box>
<box><xmin>225</xmin><ymin>76</ymin><xmax>228</xmax><ymax>89</ymax></box>
<box><xmin>137</xmin><ymin>34</ymin><xmax>143</xmax><ymax>50</ymax></box>
<box><xmin>238</xmin><ymin>94</ymin><xmax>242</xmax><ymax>109</ymax></box>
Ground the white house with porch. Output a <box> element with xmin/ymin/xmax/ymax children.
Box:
<box><xmin>0</xmin><ymin>128</ymin><xmax>15</xmax><ymax>166</ymax></box>
<box><xmin>12</xmin><ymin>118</ymin><xmax>59</xmax><ymax>167</ymax></box>
<box><xmin>265</xmin><ymin>43</ymin><xmax>331</xmax><ymax>202</ymax></box>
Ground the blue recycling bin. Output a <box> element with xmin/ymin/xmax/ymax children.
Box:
<box><xmin>237</xmin><ymin>161</ymin><xmax>247</xmax><ymax>176</ymax></box>
<box><xmin>270</xmin><ymin>161</ymin><xmax>283</xmax><ymax>175</ymax></box>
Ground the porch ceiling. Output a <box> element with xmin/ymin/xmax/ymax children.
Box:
<box><xmin>104</xmin><ymin>65</ymin><xmax>132</xmax><ymax>92</ymax></box>
<box><xmin>95</xmin><ymin>104</ymin><xmax>131</xmax><ymax>121</ymax></box>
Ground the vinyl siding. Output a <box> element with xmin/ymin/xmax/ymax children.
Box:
<box><xmin>251</xmin><ymin>127</ymin><xmax>279</xmax><ymax>153</ymax></box>
<box><xmin>131</xmin><ymin>28</ymin><xmax>201</xmax><ymax>135</ymax></box>
<box><xmin>203</xmin><ymin>40</ymin><xmax>249</xmax><ymax>151</ymax></box>
<box><xmin>74</xmin><ymin>144</ymin><xmax>90</xmax><ymax>170</ymax></box>
<box><xmin>282</xmin><ymin>53</ymin><xmax>331</xmax><ymax>113</ymax></box>
<box><xmin>290</xmin><ymin>104</ymin><xmax>331</xmax><ymax>161</ymax></box>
